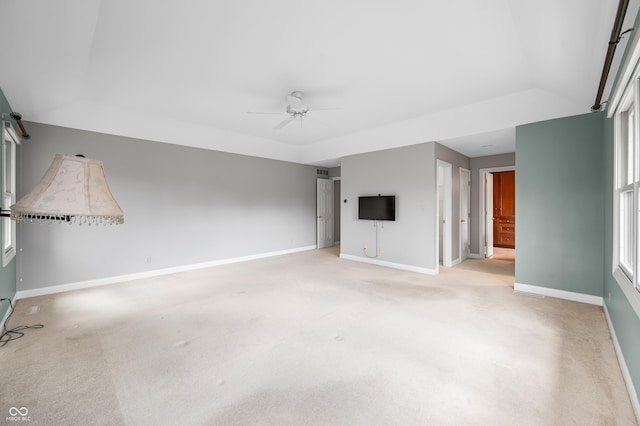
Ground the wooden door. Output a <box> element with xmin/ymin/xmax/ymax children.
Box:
<box><xmin>492</xmin><ymin>171</ymin><xmax>515</xmax><ymax>248</ymax></box>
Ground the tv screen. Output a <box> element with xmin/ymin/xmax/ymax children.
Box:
<box><xmin>358</xmin><ymin>195</ymin><xmax>396</xmax><ymax>221</ymax></box>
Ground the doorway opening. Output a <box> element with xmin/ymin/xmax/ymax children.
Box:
<box><xmin>479</xmin><ymin>166</ymin><xmax>516</xmax><ymax>260</ymax></box>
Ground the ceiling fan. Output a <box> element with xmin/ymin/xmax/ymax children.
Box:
<box><xmin>247</xmin><ymin>91</ymin><xmax>333</xmax><ymax>130</ymax></box>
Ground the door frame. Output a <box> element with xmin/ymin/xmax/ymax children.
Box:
<box><xmin>459</xmin><ymin>167</ymin><xmax>471</xmax><ymax>262</ymax></box>
<box><xmin>479</xmin><ymin>165</ymin><xmax>515</xmax><ymax>258</ymax></box>
<box><xmin>436</xmin><ymin>160</ymin><xmax>453</xmax><ymax>269</ymax></box>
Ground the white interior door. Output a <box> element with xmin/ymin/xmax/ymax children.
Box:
<box><xmin>460</xmin><ymin>168</ymin><xmax>470</xmax><ymax>261</ymax></box>
<box><xmin>437</xmin><ymin>160</ymin><xmax>452</xmax><ymax>267</ymax></box>
<box><xmin>485</xmin><ymin>172</ymin><xmax>494</xmax><ymax>257</ymax></box>
<box><xmin>317</xmin><ymin>179</ymin><xmax>334</xmax><ymax>248</ymax></box>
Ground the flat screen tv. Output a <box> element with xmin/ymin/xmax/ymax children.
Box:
<box><xmin>358</xmin><ymin>195</ymin><xmax>396</xmax><ymax>221</ymax></box>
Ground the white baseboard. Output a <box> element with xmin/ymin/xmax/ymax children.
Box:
<box><xmin>1</xmin><ymin>294</ymin><xmax>17</xmax><ymax>330</ymax></box>
<box><xmin>468</xmin><ymin>253</ymin><xmax>484</xmax><ymax>259</ymax></box>
<box><xmin>604</xmin><ymin>303</ymin><xmax>640</xmax><ymax>423</ymax></box>
<box><xmin>451</xmin><ymin>257</ymin><xmax>461</xmax><ymax>267</ymax></box>
<box><xmin>514</xmin><ymin>282</ymin><xmax>603</xmax><ymax>306</ymax></box>
<box><xmin>339</xmin><ymin>253</ymin><xmax>437</xmax><ymax>275</ymax></box>
<box><xmin>16</xmin><ymin>245</ymin><xmax>317</xmax><ymax>300</ymax></box>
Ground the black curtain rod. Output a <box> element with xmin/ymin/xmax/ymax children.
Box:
<box><xmin>9</xmin><ymin>112</ymin><xmax>30</xmax><ymax>139</ymax></box>
<box><xmin>592</xmin><ymin>0</ymin><xmax>632</xmax><ymax>112</ymax></box>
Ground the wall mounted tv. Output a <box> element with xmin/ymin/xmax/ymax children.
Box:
<box><xmin>358</xmin><ymin>195</ymin><xmax>396</xmax><ymax>221</ymax></box>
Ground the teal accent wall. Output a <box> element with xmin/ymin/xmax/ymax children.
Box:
<box><xmin>515</xmin><ymin>112</ymin><xmax>604</xmax><ymax>297</ymax></box>
<box><xmin>0</xmin><ymin>87</ymin><xmax>16</xmax><ymax>321</ymax></box>
<box><xmin>600</xmin><ymin>5</ymin><xmax>640</xmax><ymax>408</ymax></box>
<box><xmin>603</xmin><ymin>115</ymin><xmax>640</xmax><ymax>403</ymax></box>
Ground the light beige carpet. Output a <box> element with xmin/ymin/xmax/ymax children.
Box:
<box><xmin>0</xmin><ymin>247</ymin><xmax>635</xmax><ymax>425</ymax></box>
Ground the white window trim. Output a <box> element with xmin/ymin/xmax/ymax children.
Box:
<box><xmin>2</xmin><ymin>121</ymin><xmax>18</xmax><ymax>267</ymax></box>
<box><xmin>611</xmin><ymin>42</ymin><xmax>640</xmax><ymax>318</ymax></box>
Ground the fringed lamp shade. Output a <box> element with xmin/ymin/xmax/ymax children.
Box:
<box><xmin>10</xmin><ymin>154</ymin><xmax>124</xmax><ymax>225</ymax></box>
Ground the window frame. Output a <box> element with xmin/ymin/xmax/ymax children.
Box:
<box><xmin>608</xmin><ymin>9</ymin><xmax>640</xmax><ymax>319</ymax></box>
<box><xmin>615</xmin><ymin>86</ymin><xmax>637</xmax><ymax>281</ymax></box>
<box><xmin>612</xmin><ymin>74</ymin><xmax>640</xmax><ymax>318</ymax></box>
<box><xmin>2</xmin><ymin>121</ymin><xmax>18</xmax><ymax>267</ymax></box>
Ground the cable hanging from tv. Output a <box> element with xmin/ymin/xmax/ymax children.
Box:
<box><xmin>363</xmin><ymin>220</ymin><xmax>383</xmax><ymax>258</ymax></box>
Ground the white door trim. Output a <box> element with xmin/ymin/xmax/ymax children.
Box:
<box><xmin>478</xmin><ymin>165</ymin><xmax>515</xmax><ymax>258</ymax></box>
<box><xmin>459</xmin><ymin>167</ymin><xmax>471</xmax><ymax>262</ymax></box>
<box><xmin>485</xmin><ymin>172</ymin><xmax>494</xmax><ymax>257</ymax></box>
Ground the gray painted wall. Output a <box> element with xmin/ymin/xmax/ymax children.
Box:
<box><xmin>434</xmin><ymin>143</ymin><xmax>470</xmax><ymax>263</ymax></box>
<box><xmin>17</xmin><ymin>122</ymin><xmax>318</xmax><ymax>291</ymax></box>
<box><xmin>0</xmin><ymin>88</ymin><xmax>16</xmax><ymax>319</ymax></box>
<box><xmin>341</xmin><ymin>143</ymin><xmax>437</xmax><ymax>271</ymax></box>
<box><xmin>468</xmin><ymin>153</ymin><xmax>516</xmax><ymax>255</ymax></box>
<box><xmin>515</xmin><ymin>112</ymin><xmax>604</xmax><ymax>296</ymax></box>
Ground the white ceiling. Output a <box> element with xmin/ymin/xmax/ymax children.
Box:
<box><xmin>0</xmin><ymin>0</ymin><xmax>636</xmax><ymax>166</ymax></box>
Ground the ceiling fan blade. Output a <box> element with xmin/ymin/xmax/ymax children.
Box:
<box><xmin>310</xmin><ymin>107</ymin><xmax>341</xmax><ymax>111</ymax></box>
<box><xmin>273</xmin><ymin>117</ymin><xmax>294</xmax><ymax>130</ymax></box>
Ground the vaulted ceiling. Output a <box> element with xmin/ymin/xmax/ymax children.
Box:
<box><xmin>0</xmin><ymin>0</ymin><xmax>636</xmax><ymax>166</ymax></box>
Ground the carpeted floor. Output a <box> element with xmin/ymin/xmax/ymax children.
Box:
<box><xmin>0</xmin><ymin>246</ymin><xmax>635</xmax><ymax>425</ymax></box>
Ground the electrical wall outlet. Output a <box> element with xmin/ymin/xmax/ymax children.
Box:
<box><xmin>379</xmin><ymin>247</ymin><xmax>384</xmax><ymax>254</ymax></box>
<box><xmin>363</xmin><ymin>245</ymin><xmax>367</xmax><ymax>251</ymax></box>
